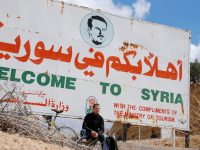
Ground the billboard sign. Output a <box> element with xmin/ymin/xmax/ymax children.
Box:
<box><xmin>0</xmin><ymin>0</ymin><xmax>190</xmax><ymax>130</ymax></box>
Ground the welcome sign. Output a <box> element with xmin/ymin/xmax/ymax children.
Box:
<box><xmin>0</xmin><ymin>0</ymin><xmax>190</xmax><ymax>130</ymax></box>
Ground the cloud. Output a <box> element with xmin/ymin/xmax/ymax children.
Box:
<box><xmin>132</xmin><ymin>0</ymin><xmax>151</xmax><ymax>19</ymax></box>
<box><xmin>62</xmin><ymin>0</ymin><xmax>151</xmax><ymax>19</ymax></box>
<box><xmin>190</xmin><ymin>43</ymin><xmax>200</xmax><ymax>62</ymax></box>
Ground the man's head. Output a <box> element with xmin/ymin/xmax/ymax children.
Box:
<box><xmin>92</xmin><ymin>103</ymin><xmax>100</xmax><ymax>115</ymax></box>
<box><xmin>87</xmin><ymin>15</ymin><xmax>107</xmax><ymax>45</ymax></box>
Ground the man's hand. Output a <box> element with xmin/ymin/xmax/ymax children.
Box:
<box><xmin>91</xmin><ymin>131</ymin><xmax>98</xmax><ymax>138</ymax></box>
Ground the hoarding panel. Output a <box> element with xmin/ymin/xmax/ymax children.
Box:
<box><xmin>0</xmin><ymin>0</ymin><xmax>190</xmax><ymax>130</ymax></box>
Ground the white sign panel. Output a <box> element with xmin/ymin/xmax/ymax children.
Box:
<box><xmin>0</xmin><ymin>0</ymin><xmax>190</xmax><ymax>130</ymax></box>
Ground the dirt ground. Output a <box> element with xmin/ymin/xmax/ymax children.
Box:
<box><xmin>0</xmin><ymin>131</ymin><xmax>72</xmax><ymax>150</ymax></box>
<box><xmin>1</xmin><ymin>131</ymin><xmax>199</xmax><ymax>150</ymax></box>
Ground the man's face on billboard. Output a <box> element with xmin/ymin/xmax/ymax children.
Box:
<box><xmin>88</xmin><ymin>19</ymin><xmax>107</xmax><ymax>45</ymax></box>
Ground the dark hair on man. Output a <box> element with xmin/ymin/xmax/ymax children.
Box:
<box><xmin>93</xmin><ymin>103</ymin><xmax>100</xmax><ymax>109</ymax></box>
<box><xmin>88</xmin><ymin>15</ymin><xmax>107</xmax><ymax>29</ymax></box>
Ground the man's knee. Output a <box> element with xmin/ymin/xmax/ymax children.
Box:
<box><xmin>98</xmin><ymin>134</ymin><xmax>106</xmax><ymax>143</ymax></box>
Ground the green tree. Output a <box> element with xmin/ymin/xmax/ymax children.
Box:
<box><xmin>190</xmin><ymin>59</ymin><xmax>200</xmax><ymax>83</ymax></box>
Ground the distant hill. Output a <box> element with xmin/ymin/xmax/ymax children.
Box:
<box><xmin>189</xmin><ymin>83</ymin><xmax>200</xmax><ymax>135</ymax></box>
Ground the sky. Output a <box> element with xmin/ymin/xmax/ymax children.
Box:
<box><xmin>62</xmin><ymin>0</ymin><xmax>200</xmax><ymax>62</ymax></box>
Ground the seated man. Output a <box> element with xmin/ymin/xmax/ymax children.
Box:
<box><xmin>82</xmin><ymin>103</ymin><xmax>105</xmax><ymax>144</ymax></box>
<box><xmin>82</xmin><ymin>103</ymin><xmax>118</xmax><ymax>150</ymax></box>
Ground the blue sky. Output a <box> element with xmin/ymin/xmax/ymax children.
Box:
<box><xmin>113</xmin><ymin>0</ymin><xmax>200</xmax><ymax>45</ymax></box>
<box><xmin>63</xmin><ymin>0</ymin><xmax>200</xmax><ymax>62</ymax></box>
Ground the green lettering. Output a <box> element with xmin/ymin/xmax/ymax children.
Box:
<box><xmin>10</xmin><ymin>69</ymin><xmax>20</xmax><ymax>82</ymax></box>
<box><xmin>65</xmin><ymin>77</ymin><xmax>76</xmax><ymax>90</ymax></box>
<box><xmin>0</xmin><ymin>66</ymin><xmax>9</xmax><ymax>80</ymax></box>
<box><xmin>37</xmin><ymin>73</ymin><xmax>50</xmax><ymax>86</ymax></box>
<box><xmin>141</xmin><ymin>88</ymin><xmax>150</xmax><ymax>100</ymax></box>
<box><xmin>151</xmin><ymin>90</ymin><xmax>159</xmax><ymax>101</ymax></box>
<box><xmin>175</xmin><ymin>94</ymin><xmax>183</xmax><ymax>104</ymax></box>
<box><xmin>110</xmin><ymin>84</ymin><xmax>121</xmax><ymax>96</ymax></box>
<box><xmin>170</xmin><ymin>93</ymin><xmax>174</xmax><ymax>103</ymax></box>
<box><xmin>100</xmin><ymin>82</ymin><xmax>110</xmax><ymax>94</ymax></box>
<box><xmin>161</xmin><ymin>91</ymin><xmax>169</xmax><ymax>103</ymax></box>
<box><xmin>22</xmin><ymin>71</ymin><xmax>35</xmax><ymax>84</ymax></box>
<box><xmin>51</xmin><ymin>75</ymin><xmax>65</xmax><ymax>88</ymax></box>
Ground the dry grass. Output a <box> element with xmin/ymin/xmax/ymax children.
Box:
<box><xmin>0</xmin><ymin>84</ymin><xmax>88</xmax><ymax>150</ymax></box>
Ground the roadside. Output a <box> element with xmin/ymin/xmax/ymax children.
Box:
<box><xmin>0</xmin><ymin>131</ymin><xmax>72</xmax><ymax>150</ymax></box>
<box><xmin>1</xmin><ymin>131</ymin><xmax>199</xmax><ymax>150</ymax></box>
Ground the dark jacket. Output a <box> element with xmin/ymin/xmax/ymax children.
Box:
<box><xmin>82</xmin><ymin>112</ymin><xmax>104</xmax><ymax>136</ymax></box>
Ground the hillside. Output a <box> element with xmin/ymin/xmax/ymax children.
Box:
<box><xmin>190</xmin><ymin>83</ymin><xmax>200</xmax><ymax>135</ymax></box>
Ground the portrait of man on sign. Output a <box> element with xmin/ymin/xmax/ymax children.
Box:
<box><xmin>80</xmin><ymin>13</ymin><xmax>113</xmax><ymax>48</ymax></box>
<box><xmin>87</xmin><ymin>15</ymin><xmax>107</xmax><ymax>46</ymax></box>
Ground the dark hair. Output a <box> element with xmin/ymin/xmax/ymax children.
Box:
<box><xmin>93</xmin><ymin>103</ymin><xmax>100</xmax><ymax>109</ymax></box>
<box><xmin>88</xmin><ymin>15</ymin><xmax>107</xmax><ymax>29</ymax></box>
